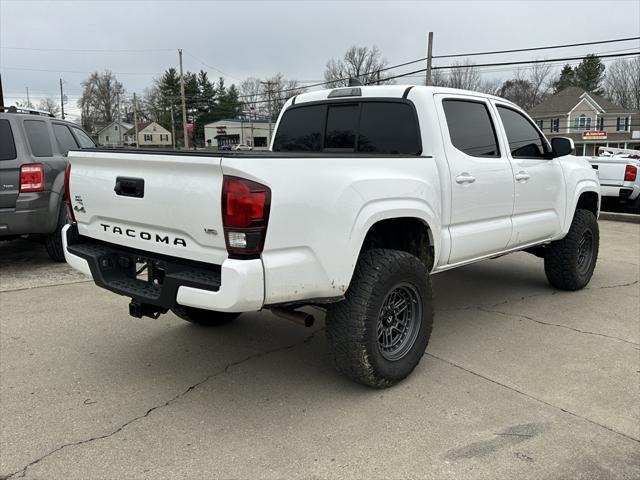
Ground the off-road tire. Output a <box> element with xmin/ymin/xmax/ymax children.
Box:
<box><xmin>44</xmin><ymin>207</ymin><xmax>68</xmax><ymax>262</ymax></box>
<box><xmin>171</xmin><ymin>305</ymin><xmax>240</xmax><ymax>326</ymax></box>
<box><xmin>544</xmin><ymin>209</ymin><xmax>599</xmax><ymax>291</ymax></box>
<box><xmin>325</xmin><ymin>248</ymin><xmax>433</xmax><ymax>388</ymax></box>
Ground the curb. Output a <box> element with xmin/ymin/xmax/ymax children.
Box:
<box><xmin>599</xmin><ymin>212</ymin><xmax>640</xmax><ymax>224</ymax></box>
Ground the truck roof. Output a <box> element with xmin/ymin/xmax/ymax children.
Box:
<box><xmin>292</xmin><ymin>84</ymin><xmax>511</xmax><ymax>106</ymax></box>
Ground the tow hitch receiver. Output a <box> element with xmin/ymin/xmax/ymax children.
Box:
<box><xmin>129</xmin><ymin>299</ymin><xmax>168</xmax><ymax>319</ymax></box>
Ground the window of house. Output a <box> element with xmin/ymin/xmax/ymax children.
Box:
<box><xmin>586</xmin><ymin>117</ymin><xmax>592</xmax><ymax>130</ymax></box>
<box><xmin>442</xmin><ymin>99</ymin><xmax>499</xmax><ymax>157</ymax></box>
<box><xmin>253</xmin><ymin>137</ymin><xmax>267</xmax><ymax>147</ymax></box>
<box><xmin>53</xmin><ymin>124</ymin><xmax>78</xmax><ymax>155</ymax></box>
<box><xmin>536</xmin><ymin>119</ymin><xmax>544</xmax><ymax>130</ymax></box>
<box><xmin>551</xmin><ymin>118</ymin><xmax>559</xmax><ymax>132</ymax></box>
<box><xmin>159</xmin><ymin>134</ymin><xmax>168</xmax><ymax>141</ymax></box>
<box><xmin>0</xmin><ymin>119</ymin><xmax>17</xmax><ymax>161</ymax></box>
<box><xmin>618</xmin><ymin>117</ymin><xmax>630</xmax><ymax>131</ymax></box>
<box><xmin>24</xmin><ymin>120</ymin><xmax>53</xmax><ymax>157</ymax></box>
<box><xmin>497</xmin><ymin>105</ymin><xmax>548</xmax><ymax>158</ymax></box>
<box><xmin>105</xmin><ymin>135</ymin><xmax>110</xmax><ymax>142</ymax></box>
<box><xmin>115</xmin><ymin>125</ymin><xmax>118</xmax><ymax>131</ymax></box>
<box><xmin>597</xmin><ymin>117</ymin><xmax>604</xmax><ymax>131</ymax></box>
<box><xmin>144</xmin><ymin>134</ymin><xmax>153</xmax><ymax>142</ymax></box>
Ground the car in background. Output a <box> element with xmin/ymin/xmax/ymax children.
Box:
<box><xmin>0</xmin><ymin>106</ymin><xmax>96</xmax><ymax>261</ymax></box>
<box><xmin>218</xmin><ymin>145</ymin><xmax>232</xmax><ymax>151</ymax></box>
<box><xmin>232</xmin><ymin>144</ymin><xmax>253</xmax><ymax>151</ymax></box>
<box><xmin>589</xmin><ymin>147</ymin><xmax>640</xmax><ymax>213</ymax></box>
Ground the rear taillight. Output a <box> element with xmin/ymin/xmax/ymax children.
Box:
<box><xmin>624</xmin><ymin>165</ymin><xmax>637</xmax><ymax>182</ymax></box>
<box><xmin>222</xmin><ymin>175</ymin><xmax>271</xmax><ymax>256</ymax></box>
<box><xmin>64</xmin><ymin>161</ymin><xmax>76</xmax><ymax>222</ymax></box>
<box><xmin>19</xmin><ymin>164</ymin><xmax>44</xmax><ymax>192</ymax></box>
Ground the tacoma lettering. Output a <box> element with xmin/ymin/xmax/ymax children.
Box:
<box><xmin>99</xmin><ymin>223</ymin><xmax>186</xmax><ymax>246</ymax></box>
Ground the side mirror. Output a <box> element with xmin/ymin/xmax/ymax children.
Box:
<box><xmin>551</xmin><ymin>137</ymin><xmax>574</xmax><ymax>157</ymax></box>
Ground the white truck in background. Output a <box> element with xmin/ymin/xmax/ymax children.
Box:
<box><xmin>62</xmin><ymin>85</ymin><xmax>600</xmax><ymax>387</ymax></box>
<box><xmin>589</xmin><ymin>147</ymin><xmax>640</xmax><ymax>213</ymax></box>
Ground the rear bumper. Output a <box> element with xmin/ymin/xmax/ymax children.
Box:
<box><xmin>600</xmin><ymin>183</ymin><xmax>640</xmax><ymax>202</ymax></box>
<box><xmin>62</xmin><ymin>224</ymin><xmax>264</xmax><ymax>313</ymax></box>
<box><xmin>0</xmin><ymin>191</ymin><xmax>58</xmax><ymax>237</ymax></box>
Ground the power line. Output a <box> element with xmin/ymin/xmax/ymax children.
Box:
<box><xmin>433</xmin><ymin>36</ymin><xmax>640</xmax><ymax>59</ymax></box>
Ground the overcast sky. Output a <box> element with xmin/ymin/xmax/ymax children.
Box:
<box><xmin>1</xmin><ymin>0</ymin><xmax>639</xmax><ymax>121</ymax></box>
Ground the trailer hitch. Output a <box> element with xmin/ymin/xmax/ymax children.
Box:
<box><xmin>129</xmin><ymin>299</ymin><xmax>168</xmax><ymax>319</ymax></box>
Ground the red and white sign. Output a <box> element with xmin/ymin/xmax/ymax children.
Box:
<box><xmin>582</xmin><ymin>131</ymin><xmax>607</xmax><ymax>140</ymax></box>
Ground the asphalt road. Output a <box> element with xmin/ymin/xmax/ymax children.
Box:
<box><xmin>1</xmin><ymin>220</ymin><xmax>638</xmax><ymax>479</ymax></box>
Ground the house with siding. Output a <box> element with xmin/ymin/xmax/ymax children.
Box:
<box><xmin>96</xmin><ymin>121</ymin><xmax>133</xmax><ymax>147</ymax></box>
<box><xmin>528</xmin><ymin>87</ymin><xmax>639</xmax><ymax>156</ymax></box>
<box><xmin>124</xmin><ymin>122</ymin><xmax>172</xmax><ymax>147</ymax></box>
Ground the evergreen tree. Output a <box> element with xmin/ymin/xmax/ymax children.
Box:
<box><xmin>574</xmin><ymin>54</ymin><xmax>605</xmax><ymax>94</ymax></box>
<box><xmin>552</xmin><ymin>64</ymin><xmax>575</xmax><ymax>93</ymax></box>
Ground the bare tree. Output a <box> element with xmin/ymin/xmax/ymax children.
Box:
<box><xmin>324</xmin><ymin>46</ymin><xmax>392</xmax><ymax>87</ymax></box>
<box><xmin>77</xmin><ymin>70</ymin><xmax>125</xmax><ymax>132</ymax></box>
<box><xmin>604</xmin><ymin>57</ymin><xmax>640</xmax><ymax>109</ymax></box>
<box><xmin>239</xmin><ymin>77</ymin><xmax>263</xmax><ymax>115</ymax></box>
<box><xmin>37</xmin><ymin>98</ymin><xmax>61</xmax><ymax>116</ymax></box>
<box><xmin>260</xmin><ymin>74</ymin><xmax>306</xmax><ymax>120</ymax></box>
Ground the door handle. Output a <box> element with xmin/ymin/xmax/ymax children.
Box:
<box><xmin>455</xmin><ymin>173</ymin><xmax>476</xmax><ymax>184</ymax></box>
<box><xmin>515</xmin><ymin>171</ymin><xmax>530</xmax><ymax>182</ymax></box>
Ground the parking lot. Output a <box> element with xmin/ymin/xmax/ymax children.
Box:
<box><xmin>0</xmin><ymin>219</ymin><xmax>638</xmax><ymax>479</ymax></box>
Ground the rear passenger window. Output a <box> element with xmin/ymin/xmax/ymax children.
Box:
<box><xmin>0</xmin><ymin>120</ymin><xmax>17</xmax><ymax>160</ymax></box>
<box><xmin>443</xmin><ymin>100</ymin><xmax>499</xmax><ymax>157</ymax></box>
<box><xmin>325</xmin><ymin>104</ymin><xmax>358</xmax><ymax>150</ymax></box>
<box><xmin>272</xmin><ymin>105</ymin><xmax>324</xmax><ymax>152</ymax></box>
<box><xmin>24</xmin><ymin>120</ymin><xmax>53</xmax><ymax>157</ymax></box>
<box><xmin>71</xmin><ymin>127</ymin><xmax>96</xmax><ymax>148</ymax></box>
<box><xmin>53</xmin><ymin>124</ymin><xmax>78</xmax><ymax>155</ymax></box>
<box><xmin>497</xmin><ymin>106</ymin><xmax>548</xmax><ymax>158</ymax></box>
<box><xmin>358</xmin><ymin>103</ymin><xmax>421</xmax><ymax>154</ymax></box>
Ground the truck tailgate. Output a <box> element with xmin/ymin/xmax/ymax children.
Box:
<box><xmin>67</xmin><ymin>150</ymin><xmax>228</xmax><ymax>265</ymax></box>
<box><xmin>589</xmin><ymin>158</ymin><xmax>628</xmax><ymax>186</ymax></box>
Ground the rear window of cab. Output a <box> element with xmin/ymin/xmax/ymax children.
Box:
<box><xmin>273</xmin><ymin>100</ymin><xmax>421</xmax><ymax>155</ymax></box>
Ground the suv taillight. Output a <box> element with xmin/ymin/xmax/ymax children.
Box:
<box><xmin>222</xmin><ymin>175</ymin><xmax>271</xmax><ymax>256</ymax></box>
<box><xmin>20</xmin><ymin>164</ymin><xmax>44</xmax><ymax>192</ymax></box>
<box><xmin>64</xmin><ymin>162</ymin><xmax>76</xmax><ymax>222</ymax></box>
<box><xmin>624</xmin><ymin>165</ymin><xmax>637</xmax><ymax>182</ymax></box>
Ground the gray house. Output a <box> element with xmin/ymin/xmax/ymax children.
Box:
<box><xmin>528</xmin><ymin>87</ymin><xmax>639</xmax><ymax>156</ymax></box>
<box><xmin>96</xmin><ymin>121</ymin><xmax>133</xmax><ymax>147</ymax></box>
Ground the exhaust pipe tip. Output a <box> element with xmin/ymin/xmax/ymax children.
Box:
<box><xmin>271</xmin><ymin>308</ymin><xmax>315</xmax><ymax>327</ymax></box>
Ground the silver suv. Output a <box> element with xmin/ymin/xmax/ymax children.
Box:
<box><xmin>0</xmin><ymin>107</ymin><xmax>95</xmax><ymax>261</ymax></box>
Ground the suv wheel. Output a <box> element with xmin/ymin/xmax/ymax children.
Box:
<box><xmin>325</xmin><ymin>248</ymin><xmax>433</xmax><ymax>388</ymax></box>
<box><xmin>544</xmin><ymin>209</ymin><xmax>599</xmax><ymax>290</ymax></box>
<box><xmin>172</xmin><ymin>305</ymin><xmax>240</xmax><ymax>326</ymax></box>
<box><xmin>44</xmin><ymin>207</ymin><xmax>68</xmax><ymax>262</ymax></box>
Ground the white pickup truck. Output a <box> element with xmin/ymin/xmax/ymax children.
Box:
<box><xmin>63</xmin><ymin>85</ymin><xmax>600</xmax><ymax>387</ymax></box>
<box><xmin>589</xmin><ymin>147</ymin><xmax>640</xmax><ymax>213</ymax></box>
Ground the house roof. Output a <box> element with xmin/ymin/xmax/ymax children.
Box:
<box><xmin>529</xmin><ymin>87</ymin><xmax>630</xmax><ymax>116</ymax></box>
<box><xmin>204</xmin><ymin>118</ymin><xmax>272</xmax><ymax>127</ymax></box>
<box><xmin>94</xmin><ymin>121</ymin><xmax>133</xmax><ymax>135</ymax></box>
<box><xmin>124</xmin><ymin>122</ymin><xmax>152</xmax><ymax>135</ymax></box>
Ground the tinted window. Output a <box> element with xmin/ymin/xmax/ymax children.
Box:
<box><xmin>0</xmin><ymin>120</ymin><xmax>17</xmax><ymax>161</ymax></box>
<box><xmin>272</xmin><ymin>105</ymin><xmax>324</xmax><ymax>152</ymax></box>
<box><xmin>24</xmin><ymin>120</ymin><xmax>53</xmax><ymax>157</ymax></box>
<box><xmin>71</xmin><ymin>127</ymin><xmax>96</xmax><ymax>148</ymax></box>
<box><xmin>443</xmin><ymin>100</ymin><xmax>499</xmax><ymax>157</ymax></box>
<box><xmin>358</xmin><ymin>103</ymin><xmax>420</xmax><ymax>154</ymax></box>
<box><xmin>273</xmin><ymin>101</ymin><xmax>421</xmax><ymax>155</ymax></box>
<box><xmin>325</xmin><ymin>104</ymin><xmax>358</xmax><ymax>150</ymax></box>
<box><xmin>497</xmin><ymin>106</ymin><xmax>547</xmax><ymax>158</ymax></box>
<box><xmin>53</xmin><ymin>124</ymin><xmax>78</xmax><ymax>155</ymax></box>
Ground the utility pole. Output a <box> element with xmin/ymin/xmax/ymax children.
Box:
<box><xmin>59</xmin><ymin>79</ymin><xmax>65</xmax><ymax>119</ymax></box>
<box><xmin>26</xmin><ymin>87</ymin><xmax>31</xmax><ymax>108</ymax></box>
<box><xmin>116</xmin><ymin>91</ymin><xmax>121</xmax><ymax>146</ymax></box>
<box><xmin>0</xmin><ymin>74</ymin><xmax>4</xmax><ymax>109</ymax></box>
<box><xmin>426</xmin><ymin>31</ymin><xmax>434</xmax><ymax>86</ymax></box>
<box><xmin>261</xmin><ymin>81</ymin><xmax>275</xmax><ymax>146</ymax></box>
<box><xmin>178</xmin><ymin>49</ymin><xmax>189</xmax><ymax>149</ymax></box>
<box><xmin>133</xmin><ymin>93</ymin><xmax>139</xmax><ymax>149</ymax></box>
<box><xmin>170</xmin><ymin>107</ymin><xmax>176</xmax><ymax>149</ymax></box>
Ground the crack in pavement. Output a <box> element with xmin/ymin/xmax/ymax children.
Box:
<box><xmin>477</xmin><ymin>307</ymin><xmax>639</xmax><ymax>346</ymax></box>
<box><xmin>440</xmin><ymin>280</ymin><xmax>639</xmax><ymax>313</ymax></box>
<box><xmin>426</xmin><ymin>353</ymin><xmax>640</xmax><ymax>445</ymax></box>
<box><xmin>0</xmin><ymin>328</ymin><xmax>324</xmax><ymax>480</ymax></box>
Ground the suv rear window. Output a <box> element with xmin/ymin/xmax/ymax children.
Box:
<box><xmin>24</xmin><ymin>120</ymin><xmax>53</xmax><ymax>157</ymax></box>
<box><xmin>53</xmin><ymin>124</ymin><xmax>78</xmax><ymax>155</ymax></box>
<box><xmin>0</xmin><ymin>119</ymin><xmax>17</xmax><ymax>160</ymax></box>
<box><xmin>273</xmin><ymin>101</ymin><xmax>421</xmax><ymax>155</ymax></box>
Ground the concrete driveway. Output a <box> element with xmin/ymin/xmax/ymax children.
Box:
<box><xmin>1</xmin><ymin>220</ymin><xmax>638</xmax><ymax>479</ymax></box>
